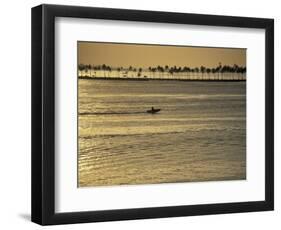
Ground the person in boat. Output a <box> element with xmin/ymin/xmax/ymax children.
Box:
<box><xmin>147</xmin><ymin>107</ymin><xmax>161</xmax><ymax>113</ymax></box>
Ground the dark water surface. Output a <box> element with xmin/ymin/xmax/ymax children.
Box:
<box><xmin>78</xmin><ymin>79</ymin><xmax>246</xmax><ymax>187</ymax></box>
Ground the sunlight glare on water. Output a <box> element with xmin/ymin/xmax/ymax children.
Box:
<box><xmin>78</xmin><ymin>80</ymin><xmax>246</xmax><ymax>187</ymax></box>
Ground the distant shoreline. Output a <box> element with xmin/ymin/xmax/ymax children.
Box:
<box><xmin>78</xmin><ymin>76</ymin><xmax>246</xmax><ymax>82</ymax></box>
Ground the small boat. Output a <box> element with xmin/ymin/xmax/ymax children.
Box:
<box><xmin>147</xmin><ymin>107</ymin><xmax>161</xmax><ymax>114</ymax></box>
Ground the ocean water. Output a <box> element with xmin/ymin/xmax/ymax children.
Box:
<box><xmin>78</xmin><ymin>79</ymin><xmax>246</xmax><ymax>187</ymax></box>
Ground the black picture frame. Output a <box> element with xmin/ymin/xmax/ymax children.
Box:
<box><xmin>31</xmin><ymin>4</ymin><xmax>274</xmax><ymax>225</ymax></box>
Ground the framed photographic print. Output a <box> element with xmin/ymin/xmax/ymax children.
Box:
<box><xmin>31</xmin><ymin>4</ymin><xmax>274</xmax><ymax>225</ymax></box>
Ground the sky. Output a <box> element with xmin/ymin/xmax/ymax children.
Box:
<box><xmin>78</xmin><ymin>41</ymin><xmax>246</xmax><ymax>68</ymax></box>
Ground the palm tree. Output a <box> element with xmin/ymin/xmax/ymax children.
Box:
<box><xmin>172</xmin><ymin>66</ymin><xmax>177</xmax><ymax>79</ymax></box>
<box><xmin>101</xmin><ymin>64</ymin><xmax>107</xmax><ymax>78</ymax></box>
<box><xmin>78</xmin><ymin>63</ymin><xmax>246</xmax><ymax>81</ymax></box>
<box><xmin>220</xmin><ymin>65</ymin><xmax>227</xmax><ymax>80</ymax></box>
<box><xmin>194</xmin><ymin>67</ymin><xmax>199</xmax><ymax>80</ymax></box>
<box><xmin>206</xmin><ymin>68</ymin><xmax>211</xmax><ymax>80</ymax></box>
<box><xmin>151</xmin><ymin>67</ymin><xmax>156</xmax><ymax>79</ymax></box>
<box><xmin>107</xmin><ymin>66</ymin><xmax>112</xmax><ymax>78</ymax></box>
<box><xmin>157</xmin><ymin>65</ymin><xmax>164</xmax><ymax>79</ymax></box>
<box><xmin>128</xmin><ymin>66</ymin><xmax>133</xmax><ymax>78</ymax></box>
<box><xmin>216</xmin><ymin>63</ymin><xmax>222</xmax><ymax>80</ymax></box>
<box><xmin>157</xmin><ymin>65</ymin><xmax>161</xmax><ymax>79</ymax></box>
<box><xmin>78</xmin><ymin>64</ymin><xmax>85</xmax><ymax>77</ymax></box>
<box><xmin>165</xmin><ymin>65</ymin><xmax>169</xmax><ymax>79</ymax></box>
<box><xmin>148</xmin><ymin>67</ymin><xmax>152</xmax><ymax>79</ymax></box>
<box><xmin>178</xmin><ymin>67</ymin><xmax>182</xmax><ymax>79</ymax></box>
<box><xmin>200</xmin><ymin>66</ymin><xmax>206</xmax><ymax>80</ymax></box>
<box><xmin>120</xmin><ymin>67</ymin><xmax>124</xmax><ymax>78</ymax></box>
<box><xmin>183</xmin><ymin>66</ymin><xmax>189</xmax><ymax>80</ymax></box>
<box><xmin>233</xmin><ymin>64</ymin><xmax>239</xmax><ymax>80</ymax></box>
<box><xmin>160</xmin><ymin>66</ymin><xmax>165</xmax><ymax>79</ymax></box>
<box><xmin>138</xmin><ymin>67</ymin><xmax>142</xmax><ymax>79</ymax></box>
<box><xmin>210</xmin><ymin>68</ymin><xmax>215</xmax><ymax>80</ymax></box>
<box><xmin>84</xmin><ymin>65</ymin><xmax>90</xmax><ymax>77</ymax></box>
<box><xmin>241</xmin><ymin>67</ymin><xmax>247</xmax><ymax>80</ymax></box>
<box><xmin>89</xmin><ymin>64</ymin><xmax>93</xmax><ymax>77</ymax></box>
<box><xmin>169</xmin><ymin>67</ymin><xmax>174</xmax><ymax>79</ymax></box>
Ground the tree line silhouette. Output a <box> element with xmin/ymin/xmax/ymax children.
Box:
<box><xmin>78</xmin><ymin>63</ymin><xmax>246</xmax><ymax>81</ymax></box>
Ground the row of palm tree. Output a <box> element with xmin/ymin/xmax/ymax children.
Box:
<box><xmin>78</xmin><ymin>63</ymin><xmax>246</xmax><ymax>80</ymax></box>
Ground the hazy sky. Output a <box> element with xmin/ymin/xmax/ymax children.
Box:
<box><xmin>78</xmin><ymin>42</ymin><xmax>246</xmax><ymax>68</ymax></box>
